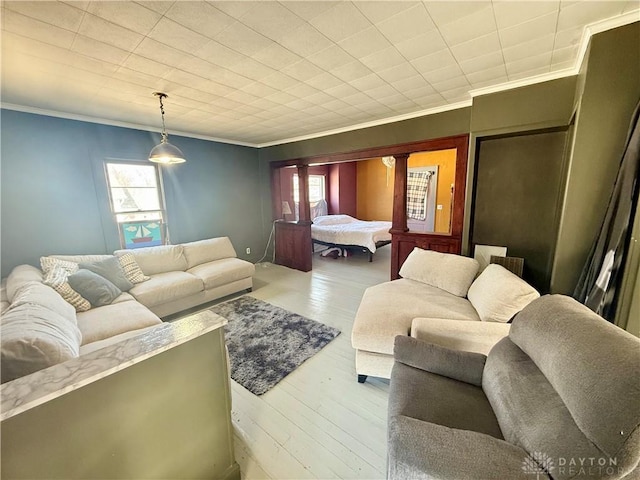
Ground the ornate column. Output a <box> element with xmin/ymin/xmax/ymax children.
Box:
<box><xmin>390</xmin><ymin>153</ymin><xmax>409</xmax><ymax>233</ymax></box>
<box><xmin>297</xmin><ymin>165</ymin><xmax>311</xmax><ymax>224</ymax></box>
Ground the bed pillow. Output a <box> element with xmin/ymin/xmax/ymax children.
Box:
<box><xmin>79</xmin><ymin>256</ymin><xmax>133</xmax><ymax>292</ymax></box>
<box><xmin>67</xmin><ymin>269</ymin><xmax>122</xmax><ymax>308</ymax></box>
<box><xmin>399</xmin><ymin>248</ymin><xmax>480</xmax><ymax>297</ymax></box>
<box><xmin>467</xmin><ymin>264</ymin><xmax>540</xmax><ymax>322</ymax></box>
<box><xmin>312</xmin><ymin>215</ymin><xmax>355</xmax><ymax>226</ymax></box>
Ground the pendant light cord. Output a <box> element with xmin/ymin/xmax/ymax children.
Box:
<box><xmin>156</xmin><ymin>92</ymin><xmax>168</xmax><ymax>143</ymax></box>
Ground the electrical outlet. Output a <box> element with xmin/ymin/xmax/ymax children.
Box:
<box><xmin>437</xmin><ymin>204</ymin><xmax>443</xmax><ymax>210</ymax></box>
<box><xmin>246</xmin><ymin>247</ymin><xmax>251</xmax><ymax>255</ymax></box>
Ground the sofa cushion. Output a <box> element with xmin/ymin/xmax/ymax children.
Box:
<box><xmin>483</xmin><ymin>337</ymin><xmax>605</xmax><ymax>479</ymax></box>
<box><xmin>183</xmin><ymin>237</ymin><xmax>237</xmax><ymax>269</ymax></box>
<box><xmin>51</xmin><ymin>254</ymin><xmax>111</xmax><ymax>264</ymax></box>
<box><xmin>352</xmin><ymin>278</ymin><xmax>480</xmax><ymax>355</ymax></box>
<box><xmin>467</xmin><ymin>264</ymin><xmax>539</xmax><ymax>323</ymax></box>
<box><xmin>399</xmin><ymin>248</ymin><xmax>479</xmax><ymax>297</ymax></box>
<box><xmin>128</xmin><ymin>271</ymin><xmax>203</xmax><ymax>308</ymax></box>
<box><xmin>509</xmin><ymin>295</ymin><xmax>640</xmax><ymax>465</ymax></box>
<box><xmin>8</xmin><ymin>281</ymin><xmax>76</xmax><ymax>323</ymax></box>
<box><xmin>1</xmin><ymin>302</ymin><xmax>82</xmax><ymax>383</ymax></box>
<box><xmin>6</xmin><ymin>265</ymin><xmax>43</xmax><ymax>302</ymax></box>
<box><xmin>42</xmin><ymin>265</ymin><xmax>91</xmax><ymax>312</ymax></box>
<box><xmin>67</xmin><ymin>269</ymin><xmax>122</xmax><ymax>308</ymax></box>
<box><xmin>116</xmin><ymin>252</ymin><xmax>149</xmax><ymax>284</ymax></box>
<box><xmin>187</xmin><ymin>258</ymin><xmax>255</xmax><ymax>289</ymax></box>
<box><xmin>79</xmin><ymin>256</ymin><xmax>134</xmax><ymax>292</ymax></box>
<box><xmin>76</xmin><ymin>301</ymin><xmax>161</xmax><ymax>345</ymax></box>
<box><xmin>115</xmin><ymin>245</ymin><xmax>187</xmax><ymax>276</ymax></box>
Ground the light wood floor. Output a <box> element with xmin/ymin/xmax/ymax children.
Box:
<box><xmin>231</xmin><ymin>247</ymin><xmax>392</xmax><ymax>480</ymax></box>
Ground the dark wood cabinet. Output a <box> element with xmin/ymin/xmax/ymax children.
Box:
<box><xmin>274</xmin><ymin>221</ymin><xmax>312</xmax><ymax>272</ymax></box>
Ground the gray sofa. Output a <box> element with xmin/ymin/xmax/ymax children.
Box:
<box><xmin>388</xmin><ymin>295</ymin><xmax>640</xmax><ymax>480</ymax></box>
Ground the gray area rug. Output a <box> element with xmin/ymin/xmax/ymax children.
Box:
<box><xmin>210</xmin><ymin>296</ymin><xmax>340</xmax><ymax>396</ymax></box>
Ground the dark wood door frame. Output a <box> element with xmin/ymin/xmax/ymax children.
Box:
<box><xmin>269</xmin><ymin>134</ymin><xmax>470</xmax><ymax>277</ymax></box>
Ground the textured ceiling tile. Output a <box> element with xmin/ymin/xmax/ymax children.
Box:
<box><xmin>2</xmin><ymin>9</ymin><xmax>76</xmax><ymax>48</ymax></box>
<box><xmin>554</xmin><ymin>26</ymin><xmax>584</xmax><ymax>49</ymax></box>
<box><xmin>459</xmin><ymin>50</ymin><xmax>505</xmax><ymax>75</ymax></box>
<box><xmin>78</xmin><ymin>13</ymin><xmax>144</xmax><ymax>51</ymax></box>
<box><xmin>502</xmin><ymin>33</ymin><xmax>555</xmax><ymax>63</ymax></box>
<box><xmin>214</xmin><ymin>21</ymin><xmax>273</xmax><ymax>57</ymax></box>
<box><xmin>148</xmin><ymin>17</ymin><xmax>210</xmax><ymax>54</ymax></box>
<box><xmin>348</xmin><ymin>73</ymin><xmax>387</xmax><ymax>91</ymax></box>
<box><xmin>558</xmin><ymin>1</ymin><xmax>626</xmax><ymax>30</ymax></box>
<box><xmin>251</xmin><ymin>43</ymin><xmax>301</xmax><ymax>70</ymax></box>
<box><xmin>239</xmin><ymin>2</ymin><xmax>305</xmax><ymax>42</ymax></box>
<box><xmin>122</xmin><ymin>54</ymin><xmax>174</xmax><ymax>78</ymax></box>
<box><xmin>62</xmin><ymin>1</ymin><xmax>90</xmax><ymax>10</ymax></box>
<box><xmin>403</xmin><ymin>84</ymin><xmax>438</xmax><ymax>99</ymax></box>
<box><xmin>4</xmin><ymin>1</ymin><xmax>84</xmax><ymax>31</ymax></box>
<box><xmin>423</xmin><ymin>64</ymin><xmax>466</xmax><ymax>85</ymax></box>
<box><xmin>431</xmin><ymin>72</ymin><xmax>470</xmax><ymax>92</ymax></box>
<box><xmin>551</xmin><ymin>44</ymin><xmax>579</xmax><ymax>65</ymax></box>
<box><xmin>285</xmin><ymin>82</ymin><xmax>320</xmax><ymax>98</ymax></box>
<box><xmin>394</xmin><ymin>30</ymin><xmax>448</xmax><ymax>61</ymax></box>
<box><xmin>493</xmin><ymin>0</ymin><xmax>559</xmax><ymax>29</ymax></box>
<box><xmin>195</xmin><ymin>41</ymin><xmax>247</xmax><ymax>68</ymax></box>
<box><xmin>112</xmin><ymin>65</ymin><xmax>157</xmax><ymax>87</ymax></box>
<box><xmin>338</xmin><ymin>27</ymin><xmax>392</xmax><ymax>59</ymax></box>
<box><xmin>361</xmin><ymin>47</ymin><xmax>406</xmax><ymax>71</ymax></box>
<box><xmin>364</xmin><ymin>83</ymin><xmax>400</xmax><ymax>99</ymax></box>
<box><xmin>228</xmin><ymin>58</ymin><xmax>278</xmax><ymax>82</ymax></box>
<box><xmin>465</xmin><ymin>64</ymin><xmax>508</xmax><ymax>85</ymax></box>
<box><xmin>205</xmin><ymin>68</ymin><xmax>254</xmax><ymax>89</ymax></box>
<box><xmin>308</xmin><ymin>45</ymin><xmax>354</xmax><ymax>70</ymax></box>
<box><xmin>304</xmin><ymin>72</ymin><xmax>344</xmax><ymax>90</ymax></box>
<box><xmin>171</xmin><ymin>87</ymin><xmax>219</xmax><ymax>104</ymax></box>
<box><xmin>207</xmin><ymin>1</ymin><xmax>259</xmax><ymax>20</ymax></box>
<box><xmin>309</xmin><ymin>2</ymin><xmax>372</xmax><ymax>43</ymax></box>
<box><xmin>261</xmin><ymin>71</ymin><xmax>299</xmax><ymax>90</ymax></box>
<box><xmin>377</xmin><ymin>63</ymin><xmax>420</xmax><ymax>83</ymax></box>
<box><xmin>355</xmin><ymin>1</ymin><xmax>418</xmax><ymax>24</ymax></box>
<box><xmin>164</xmin><ymin>2</ymin><xmax>234</xmax><ymax>39</ymax></box>
<box><xmin>282</xmin><ymin>59</ymin><xmax>325</xmax><ymax>82</ymax></box>
<box><xmin>623</xmin><ymin>1</ymin><xmax>640</xmax><ymax>14</ymax></box>
<box><xmin>375</xmin><ymin>4</ymin><xmax>436</xmax><ymax>44</ymax></box>
<box><xmin>241</xmin><ymin>82</ymin><xmax>278</xmax><ymax>98</ymax></box>
<box><xmin>280</xmin><ymin>1</ymin><xmax>340</xmax><ymax>21</ymax></box>
<box><xmin>506</xmin><ymin>52</ymin><xmax>552</xmax><ymax>76</ymax></box>
<box><xmin>411</xmin><ymin>49</ymin><xmax>457</xmax><ymax>74</ymax></box>
<box><xmin>499</xmin><ymin>12</ymin><xmax>558</xmax><ymax>49</ymax></box>
<box><xmin>450</xmin><ymin>31</ymin><xmax>501</xmax><ymax>63</ymax></box>
<box><xmin>87</xmin><ymin>1</ymin><xmax>162</xmax><ymax>33</ymax></box>
<box><xmin>509</xmin><ymin>65</ymin><xmax>551</xmax><ymax>81</ymax></box>
<box><xmin>331</xmin><ymin>61</ymin><xmax>373</xmax><ymax>83</ymax></box>
<box><xmin>439</xmin><ymin>86</ymin><xmax>471</xmax><ymax>102</ymax></box>
<box><xmin>391</xmin><ymin>75</ymin><xmax>433</xmax><ymax>93</ymax></box>
<box><xmin>134</xmin><ymin>37</ymin><xmax>189</xmax><ymax>66</ymax></box>
<box><xmin>71</xmin><ymin>35</ymin><xmax>130</xmax><ymax>65</ymax></box>
<box><xmin>278</xmin><ymin>23</ymin><xmax>333</xmax><ymax>57</ymax></box>
<box><xmin>413</xmin><ymin>93</ymin><xmax>445</xmax><ymax>108</ymax></box>
<box><xmin>325</xmin><ymin>82</ymin><xmax>361</xmax><ymax>98</ymax></box>
<box><xmin>424</xmin><ymin>1</ymin><xmax>491</xmax><ymax>26</ymax></box>
<box><xmin>162</xmin><ymin>69</ymin><xmax>210</xmax><ymax>90</ymax></box>
<box><xmin>134</xmin><ymin>1</ymin><xmax>173</xmax><ymax>15</ymax></box>
<box><xmin>438</xmin><ymin>6</ymin><xmax>497</xmax><ymax>46</ymax></box>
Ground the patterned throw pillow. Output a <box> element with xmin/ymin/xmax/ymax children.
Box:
<box><xmin>42</xmin><ymin>265</ymin><xmax>91</xmax><ymax>312</ymax></box>
<box><xmin>117</xmin><ymin>253</ymin><xmax>149</xmax><ymax>284</ymax></box>
<box><xmin>40</xmin><ymin>256</ymin><xmax>79</xmax><ymax>276</ymax></box>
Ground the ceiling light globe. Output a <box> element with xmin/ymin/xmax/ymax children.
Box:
<box><xmin>149</xmin><ymin>141</ymin><xmax>186</xmax><ymax>164</ymax></box>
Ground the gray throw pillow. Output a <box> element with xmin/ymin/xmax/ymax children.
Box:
<box><xmin>80</xmin><ymin>256</ymin><xmax>133</xmax><ymax>292</ymax></box>
<box><xmin>67</xmin><ymin>269</ymin><xmax>121</xmax><ymax>307</ymax></box>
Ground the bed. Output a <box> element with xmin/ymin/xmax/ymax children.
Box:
<box><xmin>311</xmin><ymin>215</ymin><xmax>392</xmax><ymax>262</ymax></box>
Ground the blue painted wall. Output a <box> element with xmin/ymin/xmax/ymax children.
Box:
<box><xmin>0</xmin><ymin>109</ymin><xmax>263</xmax><ymax>276</ymax></box>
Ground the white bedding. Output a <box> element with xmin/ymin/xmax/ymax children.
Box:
<box><xmin>311</xmin><ymin>215</ymin><xmax>392</xmax><ymax>253</ymax></box>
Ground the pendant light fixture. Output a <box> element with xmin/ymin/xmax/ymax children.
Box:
<box><xmin>149</xmin><ymin>92</ymin><xmax>186</xmax><ymax>164</ymax></box>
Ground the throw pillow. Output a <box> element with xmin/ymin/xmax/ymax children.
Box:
<box><xmin>399</xmin><ymin>248</ymin><xmax>480</xmax><ymax>297</ymax></box>
<box><xmin>67</xmin><ymin>269</ymin><xmax>121</xmax><ymax>308</ymax></box>
<box><xmin>42</xmin><ymin>265</ymin><xmax>91</xmax><ymax>312</ymax></box>
<box><xmin>40</xmin><ymin>256</ymin><xmax>79</xmax><ymax>276</ymax></box>
<box><xmin>467</xmin><ymin>264</ymin><xmax>540</xmax><ymax>323</ymax></box>
<box><xmin>80</xmin><ymin>256</ymin><xmax>134</xmax><ymax>292</ymax></box>
<box><xmin>116</xmin><ymin>253</ymin><xmax>149</xmax><ymax>284</ymax></box>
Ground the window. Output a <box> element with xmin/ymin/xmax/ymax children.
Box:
<box><xmin>105</xmin><ymin>161</ymin><xmax>167</xmax><ymax>248</ymax></box>
<box><xmin>293</xmin><ymin>174</ymin><xmax>326</xmax><ymax>203</ymax></box>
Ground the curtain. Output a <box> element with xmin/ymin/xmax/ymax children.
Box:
<box><xmin>406</xmin><ymin>171</ymin><xmax>432</xmax><ymax>221</ymax></box>
<box><xmin>574</xmin><ymin>99</ymin><xmax>640</xmax><ymax>321</ymax></box>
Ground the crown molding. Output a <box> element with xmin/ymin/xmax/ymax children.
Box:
<box><xmin>0</xmin><ymin>103</ymin><xmax>259</xmax><ymax>148</ymax></box>
<box><xmin>255</xmin><ymin>100</ymin><xmax>473</xmax><ymax>148</ymax></box>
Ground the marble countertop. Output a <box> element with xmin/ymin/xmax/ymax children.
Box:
<box><xmin>1</xmin><ymin>310</ymin><xmax>226</xmax><ymax>421</ymax></box>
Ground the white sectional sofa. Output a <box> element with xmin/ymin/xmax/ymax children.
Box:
<box><xmin>351</xmin><ymin>248</ymin><xmax>540</xmax><ymax>382</ymax></box>
<box><xmin>1</xmin><ymin>237</ymin><xmax>255</xmax><ymax>383</ymax></box>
